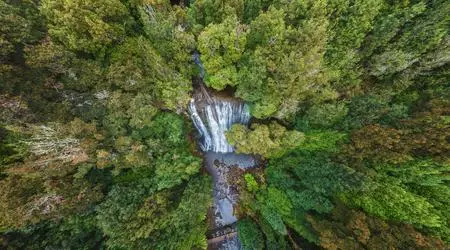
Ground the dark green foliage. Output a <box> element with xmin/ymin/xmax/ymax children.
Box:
<box><xmin>325</xmin><ymin>0</ymin><xmax>384</xmax><ymax>89</ymax></box>
<box><xmin>237</xmin><ymin>218</ymin><xmax>264</xmax><ymax>250</ymax></box>
<box><xmin>106</xmin><ymin>36</ymin><xmax>191</xmax><ymax>110</ymax></box>
<box><xmin>0</xmin><ymin>126</ymin><xmax>28</xmax><ymax>165</ymax></box>
<box><xmin>296</xmin><ymin>102</ymin><xmax>348</xmax><ymax>130</ymax></box>
<box><xmin>2</xmin><ymin>213</ymin><xmax>104</xmax><ymax>250</ymax></box>
<box><xmin>307</xmin><ymin>203</ymin><xmax>447</xmax><ymax>250</ymax></box>
<box><xmin>96</xmin><ymin>175</ymin><xmax>212</xmax><ymax>249</ymax></box>
<box><xmin>236</xmin><ymin>150</ymin><xmax>361</xmax><ymax>247</ymax></box>
<box><xmin>141</xmin><ymin>112</ymin><xmax>187</xmax><ymax>152</ymax></box>
<box><xmin>0</xmin><ymin>0</ymin><xmax>43</xmax><ymax>59</ymax></box>
<box><xmin>343</xmin><ymin>94</ymin><xmax>390</xmax><ymax>129</ymax></box>
<box><xmin>40</xmin><ymin>0</ymin><xmax>132</xmax><ymax>54</ymax></box>
<box><xmin>367</xmin><ymin>1</ymin><xmax>449</xmax><ymax>77</ymax></box>
<box><xmin>342</xmin><ymin>176</ymin><xmax>442</xmax><ymax>228</ymax></box>
<box><xmin>268</xmin><ymin>151</ymin><xmax>360</xmax><ymax>213</ymax></box>
<box><xmin>188</xmin><ymin>0</ymin><xmax>245</xmax><ymax>32</ymax></box>
<box><xmin>1</xmin><ymin>0</ymin><xmax>449</xmax><ymax>249</ymax></box>
<box><xmin>298</xmin><ymin>130</ymin><xmax>347</xmax><ymax>153</ymax></box>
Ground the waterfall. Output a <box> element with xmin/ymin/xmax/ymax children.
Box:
<box><xmin>189</xmin><ymin>98</ymin><xmax>250</xmax><ymax>153</ymax></box>
<box><xmin>190</xmin><ymin>53</ymin><xmax>252</xmax><ymax>250</ymax></box>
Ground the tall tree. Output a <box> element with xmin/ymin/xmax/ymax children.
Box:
<box><xmin>40</xmin><ymin>0</ymin><xmax>132</xmax><ymax>54</ymax></box>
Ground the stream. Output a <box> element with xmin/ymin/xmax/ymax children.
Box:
<box><xmin>189</xmin><ymin>54</ymin><xmax>258</xmax><ymax>250</ymax></box>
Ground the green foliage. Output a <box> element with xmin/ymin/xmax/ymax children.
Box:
<box><xmin>299</xmin><ymin>130</ymin><xmax>347</xmax><ymax>153</ymax></box>
<box><xmin>24</xmin><ymin>38</ymin><xmax>74</xmax><ymax>75</ymax></box>
<box><xmin>345</xmin><ymin>94</ymin><xmax>389</xmax><ymax>128</ymax></box>
<box><xmin>342</xmin><ymin>177</ymin><xmax>442</xmax><ymax>228</ymax></box>
<box><xmin>2</xmin><ymin>213</ymin><xmax>104</xmax><ymax>250</ymax></box>
<box><xmin>40</xmin><ymin>0</ymin><xmax>132</xmax><ymax>54</ymax></box>
<box><xmin>0</xmin><ymin>126</ymin><xmax>28</xmax><ymax>165</ymax></box>
<box><xmin>226</xmin><ymin>122</ymin><xmax>304</xmax><ymax>158</ymax></box>
<box><xmin>95</xmin><ymin>180</ymin><xmax>153</xmax><ymax>249</ymax></box>
<box><xmin>138</xmin><ymin>2</ymin><xmax>195</xmax><ymax>75</ymax></box>
<box><xmin>268</xmin><ymin>151</ymin><xmax>360</xmax><ymax>213</ymax></box>
<box><xmin>297</xmin><ymin>102</ymin><xmax>348</xmax><ymax>130</ymax></box>
<box><xmin>188</xmin><ymin>0</ymin><xmax>245</xmax><ymax>31</ymax></box>
<box><xmin>153</xmin><ymin>150</ymin><xmax>201</xmax><ymax>190</ymax></box>
<box><xmin>96</xmin><ymin>175</ymin><xmax>212</xmax><ymax>249</ymax></box>
<box><xmin>367</xmin><ymin>1</ymin><xmax>449</xmax><ymax>77</ymax></box>
<box><xmin>195</xmin><ymin>2</ymin><xmax>333</xmax><ymax>119</ymax></box>
<box><xmin>361</xmin><ymin>1</ymin><xmax>427</xmax><ymax>59</ymax></box>
<box><xmin>266</xmin><ymin>187</ymin><xmax>292</xmax><ymax>217</ymax></box>
<box><xmin>260</xmin><ymin>204</ymin><xmax>287</xmax><ymax>235</ymax></box>
<box><xmin>325</xmin><ymin>0</ymin><xmax>384</xmax><ymax>89</ymax></box>
<box><xmin>244</xmin><ymin>173</ymin><xmax>259</xmax><ymax>192</ymax></box>
<box><xmin>375</xmin><ymin>159</ymin><xmax>450</xmax><ymax>240</ymax></box>
<box><xmin>0</xmin><ymin>0</ymin><xmax>45</xmax><ymax>93</ymax></box>
<box><xmin>238</xmin><ymin>5</ymin><xmax>333</xmax><ymax>118</ymax></box>
<box><xmin>106</xmin><ymin>36</ymin><xmax>160</xmax><ymax>91</ymax></box>
<box><xmin>237</xmin><ymin>218</ymin><xmax>264</xmax><ymax>250</ymax></box>
<box><xmin>198</xmin><ymin>15</ymin><xmax>247</xmax><ymax>90</ymax></box>
<box><xmin>308</xmin><ymin>203</ymin><xmax>446</xmax><ymax>250</ymax></box>
<box><xmin>141</xmin><ymin>112</ymin><xmax>188</xmax><ymax>153</ymax></box>
<box><xmin>128</xmin><ymin>94</ymin><xmax>158</xmax><ymax>129</ymax></box>
<box><xmin>106</xmin><ymin>36</ymin><xmax>192</xmax><ymax>110</ymax></box>
<box><xmin>0</xmin><ymin>0</ymin><xmax>43</xmax><ymax>59</ymax></box>
<box><xmin>1</xmin><ymin>0</ymin><xmax>449</xmax><ymax>249</ymax></box>
<box><xmin>238</xmin><ymin>150</ymin><xmax>361</xmax><ymax>246</ymax></box>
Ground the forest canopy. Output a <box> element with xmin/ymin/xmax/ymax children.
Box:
<box><xmin>0</xmin><ymin>0</ymin><xmax>449</xmax><ymax>249</ymax></box>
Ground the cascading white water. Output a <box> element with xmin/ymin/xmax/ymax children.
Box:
<box><xmin>189</xmin><ymin>98</ymin><xmax>250</xmax><ymax>153</ymax></box>
<box><xmin>190</xmin><ymin>52</ymin><xmax>253</xmax><ymax>250</ymax></box>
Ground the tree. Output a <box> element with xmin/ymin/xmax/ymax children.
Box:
<box><xmin>188</xmin><ymin>0</ymin><xmax>245</xmax><ymax>31</ymax></box>
<box><xmin>344</xmin><ymin>98</ymin><xmax>450</xmax><ymax>164</ymax></box>
<box><xmin>0</xmin><ymin>173</ymin><xmax>103</xmax><ymax>231</ymax></box>
<box><xmin>0</xmin><ymin>126</ymin><xmax>28</xmax><ymax>166</ymax></box>
<box><xmin>238</xmin><ymin>5</ymin><xmax>333</xmax><ymax>118</ymax></box>
<box><xmin>1</xmin><ymin>0</ymin><xmax>449</xmax><ymax>249</ymax></box>
<box><xmin>153</xmin><ymin>150</ymin><xmax>201</xmax><ymax>190</ymax></box>
<box><xmin>344</xmin><ymin>124</ymin><xmax>411</xmax><ymax>164</ymax></box>
<box><xmin>237</xmin><ymin>218</ymin><xmax>264</xmax><ymax>250</ymax></box>
<box><xmin>343</xmin><ymin>94</ymin><xmax>390</xmax><ymax>129</ymax></box>
<box><xmin>97</xmin><ymin>175</ymin><xmax>212</xmax><ymax>249</ymax></box>
<box><xmin>360</xmin><ymin>1</ymin><xmax>426</xmax><ymax>59</ymax></box>
<box><xmin>325</xmin><ymin>0</ymin><xmax>384</xmax><ymax>90</ymax></box>
<box><xmin>267</xmin><ymin>151</ymin><xmax>360</xmax><ymax>214</ymax></box>
<box><xmin>1</xmin><ymin>212</ymin><xmax>104</xmax><ymax>250</ymax></box>
<box><xmin>128</xmin><ymin>94</ymin><xmax>158</xmax><ymax>130</ymax></box>
<box><xmin>0</xmin><ymin>0</ymin><xmax>45</xmax><ymax>93</ymax></box>
<box><xmin>296</xmin><ymin>102</ymin><xmax>348</xmax><ymax>130</ymax></box>
<box><xmin>198</xmin><ymin>15</ymin><xmax>247</xmax><ymax>90</ymax></box>
<box><xmin>138</xmin><ymin>1</ymin><xmax>195</xmax><ymax>77</ymax></box>
<box><xmin>40</xmin><ymin>0</ymin><xmax>132</xmax><ymax>54</ymax></box>
<box><xmin>367</xmin><ymin>1</ymin><xmax>449</xmax><ymax>77</ymax></box>
<box><xmin>341</xmin><ymin>177</ymin><xmax>442</xmax><ymax>229</ymax></box>
<box><xmin>106</xmin><ymin>36</ymin><xmax>192</xmax><ymax>110</ymax></box>
<box><xmin>0</xmin><ymin>1</ymin><xmax>34</xmax><ymax>59</ymax></box>
<box><xmin>226</xmin><ymin>122</ymin><xmax>304</xmax><ymax>158</ymax></box>
<box><xmin>307</xmin><ymin>203</ymin><xmax>447</xmax><ymax>250</ymax></box>
<box><xmin>236</xmin><ymin>150</ymin><xmax>361</xmax><ymax>246</ymax></box>
<box><xmin>375</xmin><ymin>159</ymin><xmax>450</xmax><ymax>240</ymax></box>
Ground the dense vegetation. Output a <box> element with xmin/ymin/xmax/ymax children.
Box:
<box><xmin>0</xmin><ymin>0</ymin><xmax>448</xmax><ymax>249</ymax></box>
